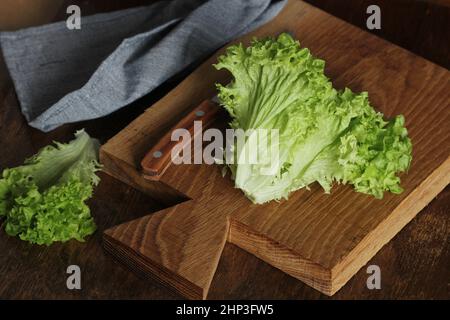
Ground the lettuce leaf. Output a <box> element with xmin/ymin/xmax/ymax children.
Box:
<box><xmin>214</xmin><ymin>33</ymin><xmax>412</xmax><ymax>204</ymax></box>
<box><xmin>0</xmin><ymin>130</ymin><xmax>100</xmax><ymax>245</ymax></box>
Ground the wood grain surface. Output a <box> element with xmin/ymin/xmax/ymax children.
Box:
<box><xmin>0</xmin><ymin>0</ymin><xmax>449</xmax><ymax>300</ymax></box>
<box><xmin>101</xmin><ymin>0</ymin><xmax>450</xmax><ymax>298</ymax></box>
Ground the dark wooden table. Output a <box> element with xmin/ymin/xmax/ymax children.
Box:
<box><xmin>0</xmin><ymin>0</ymin><xmax>448</xmax><ymax>299</ymax></box>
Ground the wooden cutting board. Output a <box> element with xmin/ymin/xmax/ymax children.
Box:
<box><xmin>100</xmin><ymin>0</ymin><xmax>450</xmax><ymax>299</ymax></box>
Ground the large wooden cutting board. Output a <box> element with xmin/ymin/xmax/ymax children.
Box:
<box><xmin>100</xmin><ymin>0</ymin><xmax>450</xmax><ymax>299</ymax></box>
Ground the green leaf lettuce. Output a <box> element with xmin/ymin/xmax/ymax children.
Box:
<box><xmin>0</xmin><ymin>130</ymin><xmax>100</xmax><ymax>245</ymax></box>
<box><xmin>214</xmin><ymin>33</ymin><xmax>412</xmax><ymax>204</ymax></box>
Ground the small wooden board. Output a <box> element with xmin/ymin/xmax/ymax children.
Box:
<box><xmin>101</xmin><ymin>0</ymin><xmax>450</xmax><ymax>299</ymax></box>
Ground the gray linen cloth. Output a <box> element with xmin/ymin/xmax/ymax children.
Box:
<box><xmin>0</xmin><ymin>0</ymin><xmax>286</xmax><ymax>132</ymax></box>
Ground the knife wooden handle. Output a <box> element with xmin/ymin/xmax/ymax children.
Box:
<box><xmin>141</xmin><ymin>100</ymin><xmax>222</xmax><ymax>181</ymax></box>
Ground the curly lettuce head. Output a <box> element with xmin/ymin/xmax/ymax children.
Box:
<box><xmin>214</xmin><ymin>33</ymin><xmax>412</xmax><ymax>204</ymax></box>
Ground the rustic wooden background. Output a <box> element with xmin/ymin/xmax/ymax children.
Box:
<box><xmin>0</xmin><ymin>0</ymin><xmax>448</xmax><ymax>299</ymax></box>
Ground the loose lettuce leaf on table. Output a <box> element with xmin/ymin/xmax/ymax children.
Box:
<box><xmin>0</xmin><ymin>130</ymin><xmax>100</xmax><ymax>245</ymax></box>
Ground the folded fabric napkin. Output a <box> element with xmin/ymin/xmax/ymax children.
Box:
<box><xmin>0</xmin><ymin>0</ymin><xmax>286</xmax><ymax>132</ymax></box>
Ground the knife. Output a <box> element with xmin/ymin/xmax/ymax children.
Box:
<box><xmin>141</xmin><ymin>96</ymin><xmax>223</xmax><ymax>181</ymax></box>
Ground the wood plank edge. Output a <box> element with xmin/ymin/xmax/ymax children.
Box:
<box><xmin>200</xmin><ymin>217</ymin><xmax>231</xmax><ymax>299</ymax></box>
<box><xmin>228</xmin><ymin>218</ymin><xmax>333</xmax><ymax>296</ymax></box>
<box><xmin>103</xmin><ymin>233</ymin><xmax>205</xmax><ymax>300</ymax></box>
<box><xmin>331</xmin><ymin>155</ymin><xmax>450</xmax><ymax>295</ymax></box>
